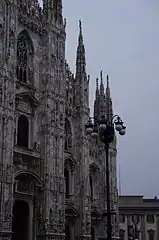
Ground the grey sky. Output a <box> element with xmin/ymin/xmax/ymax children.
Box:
<box><xmin>39</xmin><ymin>0</ymin><xmax>159</xmax><ymax>197</ymax></box>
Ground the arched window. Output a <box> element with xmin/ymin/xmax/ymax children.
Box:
<box><xmin>64</xmin><ymin>168</ymin><xmax>70</xmax><ymax>197</ymax></box>
<box><xmin>16</xmin><ymin>30</ymin><xmax>34</xmax><ymax>84</ymax></box>
<box><xmin>17</xmin><ymin>115</ymin><xmax>29</xmax><ymax>148</ymax></box>
<box><xmin>65</xmin><ymin>118</ymin><xmax>72</xmax><ymax>151</ymax></box>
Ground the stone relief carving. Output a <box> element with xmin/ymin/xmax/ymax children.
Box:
<box><xmin>34</xmin><ymin>141</ymin><xmax>41</xmax><ymax>153</ymax></box>
<box><xmin>38</xmin><ymin>207</ymin><xmax>48</xmax><ymax>234</ymax></box>
<box><xmin>0</xmin><ymin>20</ymin><xmax>4</xmax><ymax>60</ymax></box>
<box><xmin>85</xmin><ymin>213</ymin><xmax>91</xmax><ymax>234</ymax></box>
<box><xmin>0</xmin><ymin>4</ymin><xmax>4</xmax><ymax>26</ymax></box>
<box><xmin>58</xmin><ymin>208</ymin><xmax>65</xmax><ymax>233</ymax></box>
<box><xmin>60</xmin><ymin>113</ymin><xmax>64</xmax><ymax>126</ymax></box>
<box><xmin>4</xmin><ymin>199</ymin><xmax>11</xmax><ymax>221</ymax></box>
<box><xmin>51</xmin><ymin>111</ymin><xmax>55</xmax><ymax>126</ymax></box>
<box><xmin>49</xmin><ymin>208</ymin><xmax>58</xmax><ymax>233</ymax></box>
<box><xmin>0</xmin><ymin>82</ymin><xmax>3</xmax><ymax>104</ymax></box>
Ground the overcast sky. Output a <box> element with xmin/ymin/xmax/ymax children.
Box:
<box><xmin>39</xmin><ymin>0</ymin><xmax>159</xmax><ymax>198</ymax></box>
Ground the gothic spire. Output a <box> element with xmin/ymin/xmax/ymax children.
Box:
<box><xmin>96</xmin><ymin>78</ymin><xmax>99</xmax><ymax>99</ymax></box>
<box><xmin>106</xmin><ymin>74</ymin><xmax>110</xmax><ymax>98</ymax></box>
<box><xmin>78</xmin><ymin>20</ymin><xmax>83</xmax><ymax>45</ymax></box>
<box><xmin>94</xmin><ymin>77</ymin><xmax>100</xmax><ymax>121</ymax></box>
<box><xmin>76</xmin><ymin>20</ymin><xmax>86</xmax><ymax>75</ymax></box>
<box><xmin>106</xmin><ymin>74</ymin><xmax>113</xmax><ymax>119</ymax></box>
<box><xmin>100</xmin><ymin>71</ymin><xmax>104</xmax><ymax>96</ymax></box>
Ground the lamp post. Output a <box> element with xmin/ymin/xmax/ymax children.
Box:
<box><xmin>85</xmin><ymin>114</ymin><xmax>126</xmax><ymax>240</ymax></box>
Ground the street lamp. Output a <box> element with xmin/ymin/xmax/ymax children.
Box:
<box><xmin>85</xmin><ymin>114</ymin><xmax>126</xmax><ymax>240</ymax></box>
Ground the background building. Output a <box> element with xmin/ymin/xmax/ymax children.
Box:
<box><xmin>0</xmin><ymin>0</ymin><xmax>119</xmax><ymax>240</ymax></box>
<box><xmin>119</xmin><ymin>195</ymin><xmax>159</xmax><ymax>240</ymax></box>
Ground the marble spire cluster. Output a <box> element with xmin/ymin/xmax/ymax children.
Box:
<box><xmin>94</xmin><ymin>71</ymin><xmax>113</xmax><ymax>121</ymax></box>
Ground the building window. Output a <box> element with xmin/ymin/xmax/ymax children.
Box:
<box><xmin>148</xmin><ymin>230</ymin><xmax>155</xmax><ymax>240</ymax></box>
<box><xmin>119</xmin><ymin>229</ymin><xmax>125</xmax><ymax>240</ymax></box>
<box><xmin>64</xmin><ymin>168</ymin><xmax>69</xmax><ymax>197</ymax></box>
<box><xmin>89</xmin><ymin>175</ymin><xmax>93</xmax><ymax>199</ymax></box>
<box><xmin>119</xmin><ymin>214</ymin><xmax>125</xmax><ymax>223</ymax></box>
<box><xmin>17</xmin><ymin>115</ymin><xmax>29</xmax><ymax>148</ymax></box>
<box><xmin>147</xmin><ymin>215</ymin><xmax>154</xmax><ymax>223</ymax></box>
<box><xmin>16</xmin><ymin>30</ymin><xmax>34</xmax><ymax>84</ymax></box>
<box><xmin>132</xmin><ymin>215</ymin><xmax>140</xmax><ymax>223</ymax></box>
<box><xmin>64</xmin><ymin>118</ymin><xmax>72</xmax><ymax>151</ymax></box>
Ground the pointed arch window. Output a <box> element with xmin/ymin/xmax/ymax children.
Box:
<box><xmin>16</xmin><ymin>31</ymin><xmax>34</xmax><ymax>84</ymax></box>
<box><xmin>64</xmin><ymin>168</ymin><xmax>70</xmax><ymax>197</ymax></box>
<box><xmin>65</xmin><ymin>118</ymin><xmax>72</xmax><ymax>151</ymax></box>
<box><xmin>89</xmin><ymin>175</ymin><xmax>93</xmax><ymax>199</ymax></box>
<box><xmin>17</xmin><ymin>115</ymin><xmax>29</xmax><ymax>148</ymax></box>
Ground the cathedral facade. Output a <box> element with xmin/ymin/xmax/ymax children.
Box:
<box><xmin>0</xmin><ymin>0</ymin><xmax>119</xmax><ymax>240</ymax></box>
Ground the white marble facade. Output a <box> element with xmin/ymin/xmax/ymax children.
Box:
<box><xmin>0</xmin><ymin>1</ymin><xmax>119</xmax><ymax>240</ymax></box>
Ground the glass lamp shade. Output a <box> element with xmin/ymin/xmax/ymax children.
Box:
<box><xmin>115</xmin><ymin>123</ymin><xmax>123</xmax><ymax>131</ymax></box>
<box><xmin>99</xmin><ymin>123</ymin><xmax>106</xmax><ymax>131</ymax></box>
<box><xmin>119</xmin><ymin>127</ymin><xmax>126</xmax><ymax>135</ymax></box>
<box><xmin>91</xmin><ymin>131</ymin><xmax>98</xmax><ymax>138</ymax></box>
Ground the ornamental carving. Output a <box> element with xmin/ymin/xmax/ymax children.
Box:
<box><xmin>0</xmin><ymin>82</ymin><xmax>2</xmax><ymax>104</ymax></box>
<box><xmin>13</xmin><ymin>152</ymin><xmax>41</xmax><ymax>176</ymax></box>
<box><xmin>38</xmin><ymin>207</ymin><xmax>48</xmax><ymax>234</ymax></box>
<box><xmin>59</xmin><ymin>208</ymin><xmax>65</xmax><ymax>233</ymax></box>
<box><xmin>49</xmin><ymin>208</ymin><xmax>58</xmax><ymax>233</ymax></box>
<box><xmin>85</xmin><ymin>213</ymin><xmax>91</xmax><ymax>234</ymax></box>
<box><xmin>4</xmin><ymin>199</ymin><xmax>11</xmax><ymax>221</ymax></box>
<box><xmin>0</xmin><ymin>4</ymin><xmax>4</xmax><ymax>25</ymax></box>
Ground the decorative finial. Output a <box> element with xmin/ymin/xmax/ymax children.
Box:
<box><xmin>78</xmin><ymin>19</ymin><xmax>83</xmax><ymax>45</ymax></box>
